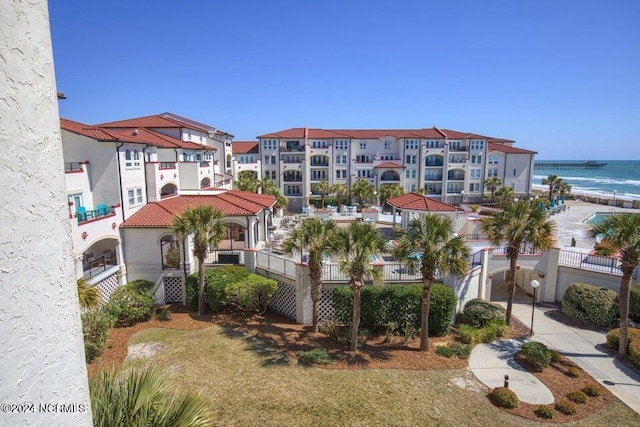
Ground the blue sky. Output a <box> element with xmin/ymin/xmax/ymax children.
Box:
<box><xmin>49</xmin><ymin>1</ymin><xmax>639</xmax><ymax>160</ymax></box>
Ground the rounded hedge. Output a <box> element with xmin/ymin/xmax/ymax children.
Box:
<box><xmin>489</xmin><ymin>387</ymin><xmax>519</xmax><ymax>409</ymax></box>
<box><xmin>561</xmin><ymin>283</ymin><xmax>618</xmax><ymax>327</ymax></box>
<box><xmin>104</xmin><ymin>281</ymin><xmax>155</xmax><ymax>327</ymax></box>
<box><xmin>463</xmin><ymin>299</ymin><xmax>505</xmax><ymax>328</ymax></box>
<box><xmin>521</xmin><ymin>341</ymin><xmax>552</xmax><ymax>370</ymax></box>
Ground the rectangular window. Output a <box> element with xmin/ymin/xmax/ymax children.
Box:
<box><xmin>271</xmin><ymin>155</ymin><xmax>276</xmax><ymax>164</ymax></box>
<box><xmin>513</xmin><ymin>168</ymin><xmax>517</xmax><ymax>176</ymax></box>
<box><xmin>359</xmin><ymin>141</ymin><xmax>367</xmax><ymax>150</ymax></box>
<box><xmin>384</xmin><ymin>141</ymin><xmax>391</xmax><ymax>150</ymax></box>
<box><xmin>136</xmin><ymin>188</ymin><xmax>143</xmax><ymax>204</ymax></box>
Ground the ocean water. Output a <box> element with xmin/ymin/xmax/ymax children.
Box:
<box><xmin>533</xmin><ymin>160</ymin><xmax>640</xmax><ymax>201</ymax></box>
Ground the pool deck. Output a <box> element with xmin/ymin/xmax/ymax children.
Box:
<box><xmin>547</xmin><ymin>200</ymin><xmax>637</xmax><ymax>250</ymax></box>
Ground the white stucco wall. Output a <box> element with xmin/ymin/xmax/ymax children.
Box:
<box><xmin>118</xmin><ymin>144</ymin><xmax>147</xmax><ymax>219</ymax></box>
<box><xmin>0</xmin><ymin>1</ymin><xmax>92</xmax><ymax>424</ymax></box>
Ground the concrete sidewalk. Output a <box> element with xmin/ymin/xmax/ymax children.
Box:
<box><xmin>508</xmin><ymin>302</ymin><xmax>640</xmax><ymax>415</ymax></box>
<box><xmin>469</xmin><ymin>302</ymin><xmax>640</xmax><ymax>414</ymax></box>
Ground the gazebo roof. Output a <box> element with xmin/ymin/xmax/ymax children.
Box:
<box><xmin>386</xmin><ymin>193</ymin><xmax>462</xmax><ymax>212</ymax></box>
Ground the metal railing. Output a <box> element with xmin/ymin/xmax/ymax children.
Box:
<box><xmin>199</xmin><ymin>161</ymin><xmax>210</xmax><ymax>167</ymax></box>
<box><xmin>77</xmin><ymin>206</ymin><xmax>113</xmax><ymax>223</ymax></box>
<box><xmin>492</xmin><ymin>243</ymin><xmax>543</xmax><ymax>255</ymax></box>
<box><xmin>470</xmin><ymin>250</ymin><xmax>483</xmax><ymax>267</ymax></box>
<box><xmin>159</xmin><ymin>162</ymin><xmax>176</xmax><ymax>169</ymax></box>
<box><xmin>83</xmin><ymin>250</ymin><xmax>117</xmax><ymax>278</ymax></box>
<box><xmin>204</xmin><ymin>249</ymin><xmax>243</xmax><ymax>265</ymax></box>
<box><xmin>424</xmin><ymin>175</ymin><xmax>443</xmax><ymax>181</ymax></box>
<box><xmin>382</xmin><ymin>263</ymin><xmax>424</xmax><ymax>282</ymax></box>
<box><xmin>256</xmin><ymin>251</ymin><xmax>296</xmax><ymax>279</ymax></box>
<box><xmin>65</xmin><ymin>162</ymin><xmax>84</xmax><ymax>172</ymax></box>
<box><xmin>557</xmin><ymin>249</ymin><xmax>640</xmax><ymax>279</ymax></box>
<box><xmin>462</xmin><ymin>233</ymin><xmax>490</xmax><ymax>241</ymax></box>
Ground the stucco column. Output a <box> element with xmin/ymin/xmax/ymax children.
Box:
<box><xmin>295</xmin><ymin>263</ymin><xmax>313</xmax><ymax>325</ymax></box>
<box><xmin>0</xmin><ymin>1</ymin><xmax>92</xmax><ymax>425</ymax></box>
<box><xmin>478</xmin><ymin>248</ymin><xmax>491</xmax><ymax>300</ymax></box>
<box><xmin>116</xmin><ymin>240</ymin><xmax>127</xmax><ymax>285</ymax></box>
<box><xmin>541</xmin><ymin>247</ymin><xmax>561</xmax><ymax>302</ymax></box>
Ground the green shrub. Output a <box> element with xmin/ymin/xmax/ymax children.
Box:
<box><xmin>489</xmin><ymin>387</ymin><xmax>519</xmax><ymax>409</ymax></box>
<box><xmin>566</xmin><ymin>390</ymin><xmax>588</xmax><ymax>404</ymax></box>
<box><xmin>104</xmin><ymin>282</ymin><xmax>155</xmax><ymax>327</ymax></box>
<box><xmin>226</xmin><ymin>274</ymin><xmax>278</xmax><ymax>313</ymax></box>
<box><xmin>458</xmin><ymin>319</ymin><xmax>506</xmax><ymax>344</ymax></box>
<box><xmin>606</xmin><ymin>328</ymin><xmax>640</xmax><ymax>368</ymax></box>
<box><xmin>318</xmin><ymin>320</ymin><xmax>351</xmax><ymax>345</ymax></box>
<box><xmin>566</xmin><ymin>367</ymin><xmax>580</xmax><ymax>378</ymax></box>
<box><xmin>555</xmin><ymin>400</ymin><xmax>577</xmax><ymax>415</ymax></box>
<box><xmin>187</xmin><ymin>266</ymin><xmax>251</xmax><ymax>312</ymax></box>
<box><xmin>521</xmin><ymin>341</ymin><xmax>552</xmax><ymax>370</ymax></box>
<box><xmin>82</xmin><ymin>308</ymin><xmax>115</xmax><ymax>363</ymax></box>
<box><xmin>296</xmin><ymin>348</ymin><xmax>333</xmax><ymax>365</ymax></box>
<box><xmin>331</xmin><ymin>284</ymin><xmax>456</xmax><ymax>337</ymax></box>
<box><xmin>561</xmin><ymin>283</ymin><xmax>618</xmax><ymax>327</ymax></box>
<box><xmin>155</xmin><ymin>306</ymin><xmax>171</xmax><ymax>321</ymax></box>
<box><xmin>631</xmin><ymin>283</ymin><xmax>640</xmax><ymax>322</ymax></box>
<box><xmin>550</xmin><ymin>350</ymin><xmax>561</xmax><ymax>363</ymax></box>
<box><xmin>458</xmin><ymin>324</ymin><xmax>479</xmax><ymax>344</ymax></box>
<box><xmin>435</xmin><ymin>346</ymin><xmax>456</xmax><ymax>358</ymax></box>
<box><xmin>463</xmin><ymin>299</ymin><xmax>505</xmax><ymax>328</ymax></box>
<box><xmin>582</xmin><ymin>384</ymin><xmax>601</xmax><ymax>397</ymax></box>
<box><xmin>535</xmin><ymin>406</ymin><xmax>554</xmax><ymax>419</ymax></box>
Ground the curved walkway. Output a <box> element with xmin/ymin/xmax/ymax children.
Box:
<box><xmin>469</xmin><ymin>302</ymin><xmax>640</xmax><ymax>414</ymax></box>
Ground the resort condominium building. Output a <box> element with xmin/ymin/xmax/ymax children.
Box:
<box><xmin>257</xmin><ymin>127</ymin><xmax>537</xmax><ymax>209</ymax></box>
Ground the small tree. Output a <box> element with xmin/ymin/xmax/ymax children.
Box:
<box><xmin>283</xmin><ymin>218</ymin><xmax>336</xmax><ymax>332</ymax></box>
<box><xmin>480</xmin><ymin>200</ymin><xmax>556</xmax><ymax>325</ymax></box>
<box><xmin>393</xmin><ymin>215</ymin><xmax>470</xmax><ymax>351</ymax></box>
<box><xmin>77</xmin><ymin>277</ymin><xmax>100</xmax><ymax>310</ymax></box>
<box><xmin>331</xmin><ymin>221</ymin><xmax>386</xmax><ymax>351</ymax></box>
<box><xmin>352</xmin><ymin>179</ymin><xmax>374</xmax><ymax>210</ymax></box>
<box><xmin>378</xmin><ymin>183</ymin><xmax>404</xmax><ymax>209</ymax></box>
<box><xmin>314</xmin><ymin>180</ymin><xmax>331</xmax><ymax>208</ymax></box>
<box><xmin>171</xmin><ymin>206</ymin><xmax>226</xmax><ymax>315</ymax></box>
<box><xmin>484</xmin><ymin>176</ymin><xmax>502</xmax><ymax>201</ymax></box>
<box><xmin>495</xmin><ymin>185</ymin><xmax>515</xmax><ymax>207</ymax></box>
<box><xmin>331</xmin><ymin>183</ymin><xmax>348</xmax><ymax>204</ymax></box>
<box><xmin>234</xmin><ymin>171</ymin><xmax>260</xmax><ymax>193</ymax></box>
<box><xmin>587</xmin><ymin>213</ymin><xmax>640</xmax><ymax>356</ymax></box>
<box><xmin>541</xmin><ymin>174</ymin><xmax>564</xmax><ymax>201</ymax></box>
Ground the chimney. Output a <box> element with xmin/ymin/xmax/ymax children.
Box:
<box><xmin>133</xmin><ymin>129</ymin><xmax>139</xmax><ymax>136</ymax></box>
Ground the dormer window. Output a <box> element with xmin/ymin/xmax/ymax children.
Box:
<box><xmin>384</xmin><ymin>140</ymin><xmax>391</xmax><ymax>150</ymax></box>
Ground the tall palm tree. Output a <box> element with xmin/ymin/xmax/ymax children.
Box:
<box><xmin>331</xmin><ymin>221</ymin><xmax>386</xmax><ymax>351</ymax></box>
<box><xmin>352</xmin><ymin>178</ymin><xmax>374</xmax><ymax>210</ymax></box>
<box><xmin>259</xmin><ymin>177</ymin><xmax>277</xmax><ymax>195</ymax></box>
<box><xmin>90</xmin><ymin>367</ymin><xmax>213</xmax><ymax>427</ymax></box>
<box><xmin>541</xmin><ymin>174</ymin><xmax>563</xmax><ymax>201</ymax></box>
<box><xmin>393</xmin><ymin>215</ymin><xmax>471</xmax><ymax>351</ymax></box>
<box><xmin>283</xmin><ymin>218</ymin><xmax>336</xmax><ymax>332</ymax></box>
<box><xmin>484</xmin><ymin>176</ymin><xmax>502</xmax><ymax>201</ymax></box>
<box><xmin>587</xmin><ymin>213</ymin><xmax>640</xmax><ymax>355</ymax></box>
<box><xmin>171</xmin><ymin>205</ymin><xmax>226</xmax><ymax>315</ymax></box>
<box><xmin>378</xmin><ymin>183</ymin><xmax>404</xmax><ymax>209</ymax></box>
<box><xmin>480</xmin><ymin>201</ymin><xmax>556</xmax><ymax>325</ymax></box>
<box><xmin>314</xmin><ymin>180</ymin><xmax>331</xmax><ymax>208</ymax></box>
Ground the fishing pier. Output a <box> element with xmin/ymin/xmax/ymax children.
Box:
<box><xmin>534</xmin><ymin>161</ymin><xmax>607</xmax><ymax>170</ymax></box>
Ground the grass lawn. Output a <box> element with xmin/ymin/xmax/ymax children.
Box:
<box><xmin>122</xmin><ymin>325</ymin><xmax>640</xmax><ymax>427</ymax></box>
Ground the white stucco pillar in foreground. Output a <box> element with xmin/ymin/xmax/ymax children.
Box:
<box><xmin>0</xmin><ymin>1</ymin><xmax>93</xmax><ymax>425</ymax></box>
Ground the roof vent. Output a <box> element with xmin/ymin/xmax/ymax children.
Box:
<box><xmin>133</xmin><ymin>129</ymin><xmax>139</xmax><ymax>135</ymax></box>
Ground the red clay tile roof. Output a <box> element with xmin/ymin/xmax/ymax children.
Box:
<box><xmin>374</xmin><ymin>161</ymin><xmax>405</xmax><ymax>169</ymax></box>
<box><xmin>488</xmin><ymin>142</ymin><xmax>536</xmax><ymax>155</ymax></box>
<box><xmin>232</xmin><ymin>141</ymin><xmax>259</xmax><ymax>154</ymax></box>
<box><xmin>386</xmin><ymin>193</ymin><xmax>462</xmax><ymax>212</ymax></box>
<box><xmin>96</xmin><ymin>114</ymin><xmax>211</xmax><ymax>131</ymax></box>
<box><xmin>258</xmin><ymin>127</ymin><xmax>522</xmax><ymax>141</ymax></box>
<box><xmin>121</xmin><ymin>191</ymin><xmax>276</xmax><ymax>228</ymax></box>
<box><xmin>61</xmin><ymin>118</ymin><xmax>148</xmax><ymax>144</ymax></box>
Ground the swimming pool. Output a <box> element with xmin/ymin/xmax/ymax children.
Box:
<box><xmin>585</xmin><ymin>212</ymin><xmax>613</xmax><ymax>224</ymax></box>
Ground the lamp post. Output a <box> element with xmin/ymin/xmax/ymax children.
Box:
<box><xmin>460</xmin><ymin>190</ymin><xmax>465</xmax><ymax>206</ymax></box>
<box><xmin>530</xmin><ymin>279</ymin><xmax>540</xmax><ymax>336</ymax></box>
<box><xmin>374</xmin><ymin>190</ymin><xmax>379</xmax><ymax>208</ymax></box>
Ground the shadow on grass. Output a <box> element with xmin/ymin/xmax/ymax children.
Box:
<box><xmin>217</xmin><ymin>324</ymin><xmax>292</xmax><ymax>367</ymax></box>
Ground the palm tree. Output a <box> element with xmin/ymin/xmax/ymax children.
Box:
<box><xmin>283</xmin><ymin>218</ymin><xmax>336</xmax><ymax>332</ymax></box>
<box><xmin>314</xmin><ymin>180</ymin><xmax>331</xmax><ymax>208</ymax></box>
<box><xmin>480</xmin><ymin>201</ymin><xmax>556</xmax><ymax>325</ymax></box>
<box><xmin>587</xmin><ymin>213</ymin><xmax>640</xmax><ymax>355</ymax></box>
<box><xmin>484</xmin><ymin>176</ymin><xmax>502</xmax><ymax>201</ymax></box>
<box><xmin>90</xmin><ymin>367</ymin><xmax>213</xmax><ymax>427</ymax></box>
<box><xmin>234</xmin><ymin>171</ymin><xmax>260</xmax><ymax>192</ymax></box>
<box><xmin>378</xmin><ymin>183</ymin><xmax>404</xmax><ymax>209</ymax></box>
<box><xmin>77</xmin><ymin>277</ymin><xmax>100</xmax><ymax>310</ymax></box>
<box><xmin>331</xmin><ymin>221</ymin><xmax>386</xmax><ymax>351</ymax></box>
<box><xmin>352</xmin><ymin>178</ymin><xmax>374</xmax><ymax>210</ymax></box>
<box><xmin>331</xmin><ymin>183</ymin><xmax>348</xmax><ymax>204</ymax></box>
<box><xmin>541</xmin><ymin>174</ymin><xmax>564</xmax><ymax>201</ymax></box>
<box><xmin>259</xmin><ymin>177</ymin><xmax>277</xmax><ymax>195</ymax></box>
<box><xmin>495</xmin><ymin>185</ymin><xmax>515</xmax><ymax>206</ymax></box>
<box><xmin>171</xmin><ymin>205</ymin><xmax>226</xmax><ymax>315</ymax></box>
<box><xmin>393</xmin><ymin>215</ymin><xmax>471</xmax><ymax>351</ymax></box>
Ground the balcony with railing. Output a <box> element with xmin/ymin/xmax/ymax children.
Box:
<box><xmin>76</xmin><ymin>204</ymin><xmax>115</xmax><ymax>224</ymax></box>
<box><xmin>282</xmin><ymin>142</ymin><xmax>305</xmax><ymax>152</ymax></box>
<box><xmin>380</xmin><ymin>170</ymin><xmax>401</xmax><ymax>182</ymax></box>
<box><xmin>281</xmin><ymin>155</ymin><xmax>303</xmax><ymax>163</ymax></box>
<box><xmin>448</xmin><ymin>145</ymin><xmax>468</xmax><ymax>152</ymax></box>
<box><xmin>425</xmin><ymin>155</ymin><xmax>444</xmax><ymax>167</ymax></box>
<box><xmin>310</xmin><ymin>155</ymin><xmax>329</xmax><ymax>167</ymax></box>
<box><xmin>447</xmin><ymin>171</ymin><xmax>466</xmax><ymax>181</ymax></box>
<box><xmin>159</xmin><ymin>162</ymin><xmax>176</xmax><ymax>169</ymax></box>
<box><xmin>283</xmin><ymin>172</ymin><xmax>303</xmax><ymax>182</ymax></box>
<box><xmin>199</xmin><ymin>161</ymin><xmax>210</xmax><ymax>168</ymax></box>
<box><xmin>448</xmin><ymin>155</ymin><xmax>467</xmax><ymax>164</ymax></box>
<box><xmin>82</xmin><ymin>249</ymin><xmax>118</xmax><ymax>279</ymax></box>
<box><xmin>65</xmin><ymin>161</ymin><xmax>86</xmax><ymax>173</ymax></box>
<box><xmin>424</xmin><ymin>174</ymin><xmax>443</xmax><ymax>181</ymax></box>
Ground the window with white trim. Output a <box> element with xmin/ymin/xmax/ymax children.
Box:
<box><xmin>384</xmin><ymin>140</ymin><xmax>391</xmax><ymax>150</ymax></box>
<box><xmin>125</xmin><ymin>149</ymin><xmax>132</xmax><ymax>167</ymax></box>
<box><xmin>336</xmin><ymin>170</ymin><xmax>346</xmax><ymax>179</ymax></box>
<box><xmin>133</xmin><ymin>149</ymin><xmax>141</xmax><ymax>167</ymax></box>
<box><xmin>405</xmin><ymin>140</ymin><xmax>419</xmax><ymax>150</ymax></box>
<box><xmin>405</xmin><ymin>155</ymin><xmax>416</xmax><ymax>164</ymax></box>
<box><xmin>262</xmin><ymin>139</ymin><xmax>277</xmax><ymax>150</ymax></box>
<box><xmin>335</xmin><ymin>140</ymin><xmax>349</xmax><ymax>150</ymax></box>
<box><xmin>488</xmin><ymin>154</ymin><xmax>500</xmax><ymax>164</ymax></box>
<box><xmin>127</xmin><ymin>187</ymin><xmax>144</xmax><ymax>207</ymax></box>
<box><xmin>359</xmin><ymin>141</ymin><xmax>367</xmax><ymax>150</ymax></box>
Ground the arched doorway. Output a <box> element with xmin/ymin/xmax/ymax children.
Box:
<box><xmin>200</xmin><ymin>177</ymin><xmax>211</xmax><ymax>189</ymax></box>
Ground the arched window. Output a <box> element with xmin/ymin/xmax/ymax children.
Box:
<box><xmin>133</xmin><ymin>149</ymin><xmax>140</xmax><ymax>167</ymax></box>
<box><xmin>125</xmin><ymin>149</ymin><xmax>132</xmax><ymax>167</ymax></box>
<box><xmin>226</xmin><ymin>154</ymin><xmax>232</xmax><ymax>169</ymax></box>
